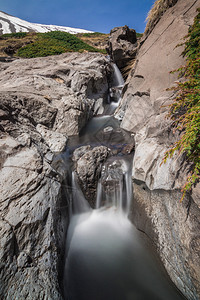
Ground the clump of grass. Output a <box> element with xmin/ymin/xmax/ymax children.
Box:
<box><xmin>16</xmin><ymin>31</ymin><xmax>104</xmax><ymax>58</ymax></box>
<box><xmin>145</xmin><ymin>0</ymin><xmax>178</xmax><ymax>36</ymax></box>
<box><xmin>163</xmin><ymin>8</ymin><xmax>200</xmax><ymax>201</ymax></box>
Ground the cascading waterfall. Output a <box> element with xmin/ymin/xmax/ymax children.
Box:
<box><xmin>63</xmin><ymin>63</ymin><xmax>184</xmax><ymax>300</ymax></box>
<box><xmin>104</xmin><ymin>62</ymin><xmax>124</xmax><ymax>115</ymax></box>
<box><xmin>96</xmin><ymin>156</ymin><xmax>132</xmax><ymax>216</ymax></box>
<box><xmin>111</xmin><ymin>62</ymin><xmax>124</xmax><ymax>87</ymax></box>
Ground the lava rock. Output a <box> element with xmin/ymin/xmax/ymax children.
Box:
<box><xmin>106</xmin><ymin>25</ymin><xmax>138</xmax><ymax>71</ymax></box>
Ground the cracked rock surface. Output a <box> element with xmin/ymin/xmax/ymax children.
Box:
<box><xmin>0</xmin><ymin>52</ymin><xmax>112</xmax><ymax>299</ymax></box>
<box><xmin>115</xmin><ymin>1</ymin><xmax>200</xmax><ymax>299</ymax></box>
<box><xmin>106</xmin><ymin>25</ymin><xmax>138</xmax><ymax>72</ymax></box>
<box><xmin>73</xmin><ymin>145</ymin><xmax>110</xmax><ymax>207</ymax></box>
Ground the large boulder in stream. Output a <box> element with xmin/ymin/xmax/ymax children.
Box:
<box><xmin>73</xmin><ymin>145</ymin><xmax>110</xmax><ymax>207</ymax></box>
<box><xmin>0</xmin><ymin>52</ymin><xmax>112</xmax><ymax>299</ymax></box>
<box><xmin>115</xmin><ymin>0</ymin><xmax>200</xmax><ymax>299</ymax></box>
<box><xmin>106</xmin><ymin>25</ymin><xmax>138</xmax><ymax>72</ymax></box>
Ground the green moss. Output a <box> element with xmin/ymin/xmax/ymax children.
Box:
<box><xmin>16</xmin><ymin>31</ymin><xmax>104</xmax><ymax>58</ymax></box>
<box><xmin>163</xmin><ymin>8</ymin><xmax>200</xmax><ymax>200</ymax></box>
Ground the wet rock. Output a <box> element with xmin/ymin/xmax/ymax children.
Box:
<box><xmin>103</xmin><ymin>126</ymin><xmax>113</xmax><ymax>133</ymax></box>
<box><xmin>106</xmin><ymin>25</ymin><xmax>138</xmax><ymax>71</ymax></box>
<box><xmin>121</xmin><ymin>142</ymin><xmax>135</xmax><ymax>155</ymax></box>
<box><xmin>73</xmin><ymin>146</ymin><xmax>110</xmax><ymax>207</ymax></box>
<box><xmin>101</xmin><ymin>159</ymin><xmax>124</xmax><ymax>196</ymax></box>
<box><xmin>72</xmin><ymin>145</ymin><xmax>92</xmax><ymax>162</ymax></box>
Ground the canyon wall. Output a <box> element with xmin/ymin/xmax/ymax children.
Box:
<box><xmin>116</xmin><ymin>0</ymin><xmax>200</xmax><ymax>299</ymax></box>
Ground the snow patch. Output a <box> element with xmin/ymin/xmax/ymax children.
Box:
<box><xmin>0</xmin><ymin>11</ymin><xmax>94</xmax><ymax>35</ymax></box>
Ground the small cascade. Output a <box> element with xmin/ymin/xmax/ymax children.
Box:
<box><xmin>111</xmin><ymin>62</ymin><xmax>124</xmax><ymax>87</ymax></box>
<box><xmin>105</xmin><ymin>62</ymin><xmax>125</xmax><ymax>115</ymax></box>
<box><xmin>71</xmin><ymin>172</ymin><xmax>91</xmax><ymax>215</ymax></box>
<box><xmin>96</xmin><ymin>156</ymin><xmax>132</xmax><ymax>216</ymax></box>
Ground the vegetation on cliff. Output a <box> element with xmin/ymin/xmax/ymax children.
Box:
<box><xmin>163</xmin><ymin>9</ymin><xmax>200</xmax><ymax>200</ymax></box>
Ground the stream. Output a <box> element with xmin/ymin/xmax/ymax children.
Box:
<box><xmin>60</xmin><ymin>62</ymin><xmax>184</xmax><ymax>300</ymax></box>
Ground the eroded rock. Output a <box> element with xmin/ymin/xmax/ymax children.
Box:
<box><xmin>106</xmin><ymin>25</ymin><xmax>138</xmax><ymax>71</ymax></box>
<box><xmin>73</xmin><ymin>145</ymin><xmax>110</xmax><ymax>207</ymax></box>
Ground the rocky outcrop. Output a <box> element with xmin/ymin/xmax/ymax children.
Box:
<box><xmin>106</xmin><ymin>25</ymin><xmax>138</xmax><ymax>72</ymax></box>
<box><xmin>73</xmin><ymin>145</ymin><xmax>110</xmax><ymax>207</ymax></box>
<box><xmin>116</xmin><ymin>0</ymin><xmax>200</xmax><ymax>299</ymax></box>
<box><xmin>0</xmin><ymin>52</ymin><xmax>112</xmax><ymax>136</ymax></box>
<box><xmin>0</xmin><ymin>52</ymin><xmax>112</xmax><ymax>299</ymax></box>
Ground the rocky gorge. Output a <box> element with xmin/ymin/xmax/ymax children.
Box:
<box><xmin>0</xmin><ymin>0</ymin><xmax>200</xmax><ymax>299</ymax></box>
<box><xmin>0</xmin><ymin>52</ymin><xmax>113</xmax><ymax>299</ymax></box>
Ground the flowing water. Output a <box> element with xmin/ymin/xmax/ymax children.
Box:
<box><xmin>62</xmin><ymin>63</ymin><xmax>184</xmax><ymax>300</ymax></box>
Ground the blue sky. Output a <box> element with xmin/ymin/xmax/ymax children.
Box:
<box><xmin>0</xmin><ymin>0</ymin><xmax>155</xmax><ymax>33</ymax></box>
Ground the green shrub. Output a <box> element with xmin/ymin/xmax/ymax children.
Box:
<box><xmin>163</xmin><ymin>8</ymin><xmax>200</xmax><ymax>201</ymax></box>
<box><xmin>16</xmin><ymin>31</ymin><xmax>103</xmax><ymax>58</ymax></box>
<box><xmin>17</xmin><ymin>39</ymin><xmax>70</xmax><ymax>58</ymax></box>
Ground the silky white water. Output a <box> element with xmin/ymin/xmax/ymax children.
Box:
<box><xmin>63</xmin><ymin>63</ymin><xmax>184</xmax><ymax>300</ymax></box>
<box><xmin>112</xmin><ymin>62</ymin><xmax>124</xmax><ymax>87</ymax></box>
<box><xmin>64</xmin><ymin>160</ymin><xmax>183</xmax><ymax>300</ymax></box>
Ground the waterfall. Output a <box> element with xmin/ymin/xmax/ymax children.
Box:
<box><xmin>96</xmin><ymin>156</ymin><xmax>132</xmax><ymax>216</ymax></box>
<box><xmin>63</xmin><ymin>63</ymin><xmax>184</xmax><ymax>300</ymax></box>
<box><xmin>104</xmin><ymin>63</ymin><xmax>124</xmax><ymax>115</ymax></box>
<box><xmin>71</xmin><ymin>172</ymin><xmax>91</xmax><ymax>215</ymax></box>
<box><xmin>112</xmin><ymin>62</ymin><xmax>124</xmax><ymax>87</ymax></box>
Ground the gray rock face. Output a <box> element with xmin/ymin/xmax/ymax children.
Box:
<box><xmin>131</xmin><ymin>184</ymin><xmax>200</xmax><ymax>300</ymax></box>
<box><xmin>0</xmin><ymin>136</ymin><xmax>66</xmax><ymax>299</ymax></box>
<box><xmin>0</xmin><ymin>52</ymin><xmax>111</xmax><ymax>136</ymax></box>
<box><xmin>0</xmin><ymin>52</ymin><xmax>112</xmax><ymax>299</ymax></box>
<box><xmin>106</xmin><ymin>25</ymin><xmax>138</xmax><ymax>71</ymax></box>
<box><xmin>116</xmin><ymin>0</ymin><xmax>200</xmax><ymax>298</ymax></box>
<box><xmin>73</xmin><ymin>145</ymin><xmax>110</xmax><ymax>207</ymax></box>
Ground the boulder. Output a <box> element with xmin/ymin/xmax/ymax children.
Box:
<box><xmin>116</xmin><ymin>1</ymin><xmax>200</xmax><ymax>298</ymax></box>
<box><xmin>106</xmin><ymin>25</ymin><xmax>138</xmax><ymax>71</ymax></box>
<box><xmin>73</xmin><ymin>146</ymin><xmax>110</xmax><ymax>207</ymax></box>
